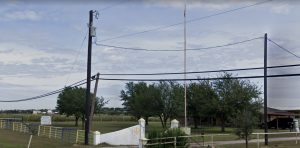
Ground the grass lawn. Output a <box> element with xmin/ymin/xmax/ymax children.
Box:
<box><xmin>0</xmin><ymin>129</ymin><xmax>74</xmax><ymax>148</ymax></box>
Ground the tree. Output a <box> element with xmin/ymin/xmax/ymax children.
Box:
<box><xmin>213</xmin><ymin>73</ymin><xmax>262</xmax><ymax>132</ymax></box>
<box><xmin>120</xmin><ymin>82</ymin><xmax>159</xmax><ymax>125</ymax></box>
<box><xmin>155</xmin><ymin>81</ymin><xmax>184</xmax><ymax>128</ymax></box>
<box><xmin>56</xmin><ymin>87</ymin><xmax>107</xmax><ymax>127</ymax></box>
<box><xmin>187</xmin><ymin>80</ymin><xmax>217</xmax><ymax>128</ymax></box>
<box><xmin>120</xmin><ymin>81</ymin><xmax>183</xmax><ymax>128</ymax></box>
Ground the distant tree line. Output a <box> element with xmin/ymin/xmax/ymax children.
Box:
<box><xmin>120</xmin><ymin>73</ymin><xmax>262</xmax><ymax>132</ymax></box>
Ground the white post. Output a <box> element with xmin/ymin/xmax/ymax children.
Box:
<box><xmin>139</xmin><ymin>118</ymin><xmax>146</xmax><ymax>148</ymax></box>
<box><xmin>37</xmin><ymin>126</ymin><xmax>41</xmax><ymax>136</ymax></box>
<box><xmin>93</xmin><ymin>131</ymin><xmax>101</xmax><ymax>145</ymax></box>
<box><xmin>49</xmin><ymin>127</ymin><xmax>52</xmax><ymax>138</ymax></box>
<box><xmin>27</xmin><ymin>135</ymin><xmax>33</xmax><ymax>148</ymax></box>
<box><xmin>257</xmin><ymin>134</ymin><xmax>260</xmax><ymax>148</ymax></box>
<box><xmin>211</xmin><ymin>135</ymin><xmax>214</xmax><ymax>147</ymax></box>
<box><xmin>296</xmin><ymin>133</ymin><xmax>298</xmax><ymax>144</ymax></box>
<box><xmin>171</xmin><ymin>119</ymin><xmax>179</xmax><ymax>129</ymax></box>
<box><xmin>54</xmin><ymin>128</ymin><xmax>57</xmax><ymax>139</ymax></box>
<box><xmin>20</xmin><ymin>123</ymin><xmax>23</xmax><ymax>132</ymax></box>
<box><xmin>76</xmin><ymin>130</ymin><xmax>79</xmax><ymax>143</ymax></box>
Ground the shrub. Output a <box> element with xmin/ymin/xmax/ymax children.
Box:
<box><xmin>147</xmin><ymin>128</ymin><xmax>188</xmax><ymax>148</ymax></box>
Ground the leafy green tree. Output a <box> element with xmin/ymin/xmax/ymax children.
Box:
<box><xmin>213</xmin><ymin>73</ymin><xmax>262</xmax><ymax>132</ymax></box>
<box><xmin>120</xmin><ymin>82</ymin><xmax>159</xmax><ymax>125</ymax></box>
<box><xmin>56</xmin><ymin>87</ymin><xmax>107</xmax><ymax>126</ymax></box>
<box><xmin>155</xmin><ymin>81</ymin><xmax>184</xmax><ymax>128</ymax></box>
<box><xmin>188</xmin><ymin>80</ymin><xmax>217</xmax><ymax>128</ymax></box>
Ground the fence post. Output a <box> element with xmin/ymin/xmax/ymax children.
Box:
<box><xmin>54</xmin><ymin>128</ymin><xmax>57</xmax><ymax>139</ymax></box>
<box><xmin>0</xmin><ymin>120</ymin><xmax>2</xmax><ymax>128</ymax></box>
<box><xmin>38</xmin><ymin>125</ymin><xmax>41</xmax><ymax>136</ymax></box>
<box><xmin>174</xmin><ymin>137</ymin><xmax>177</xmax><ymax>148</ymax></box>
<box><xmin>49</xmin><ymin>126</ymin><xmax>52</xmax><ymax>138</ymax></box>
<box><xmin>211</xmin><ymin>135</ymin><xmax>214</xmax><ymax>147</ymax></box>
<box><xmin>296</xmin><ymin>133</ymin><xmax>298</xmax><ymax>144</ymax></box>
<box><xmin>138</xmin><ymin>118</ymin><xmax>146</xmax><ymax>148</ymax></box>
<box><xmin>257</xmin><ymin>134</ymin><xmax>260</xmax><ymax>148</ymax></box>
<box><xmin>171</xmin><ymin>119</ymin><xmax>179</xmax><ymax>129</ymax></box>
<box><xmin>76</xmin><ymin>130</ymin><xmax>79</xmax><ymax>143</ymax></box>
<box><xmin>44</xmin><ymin>126</ymin><xmax>47</xmax><ymax>136</ymax></box>
<box><xmin>93</xmin><ymin>131</ymin><xmax>100</xmax><ymax>145</ymax></box>
<box><xmin>20</xmin><ymin>123</ymin><xmax>23</xmax><ymax>133</ymax></box>
<box><xmin>12</xmin><ymin>122</ymin><xmax>15</xmax><ymax>131</ymax></box>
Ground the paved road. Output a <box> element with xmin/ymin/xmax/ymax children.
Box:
<box><xmin>190</xmin><ymin>137</ymin><xmax>300</xmax><ymax>147</ymax></box>
<box><xmin>100</xmin><ymin>137</ymin><xmax>300</xmax><ymax>147</ymax></box>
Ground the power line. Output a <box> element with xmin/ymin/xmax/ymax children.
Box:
<box><xmin>0</xmin><ymin>78</ymin><xmax>89</xmax><ymax>103</ymax></box>
<box><xmin>100</xmin><ymin>63</ymin><xmax>300</xmax><ymax>76</ymax></box>
<box><xmin>98</xmin><ymin>73</ymin><xmax>300</xmax><ymax>82</ymax></box>
<box><xmin>64</xmin><ymin>31</ymin><xmax>88</xmax><ymax>85</ymax></box>
<box><xmin>268</xmin><ymin>38</ymin><xmax>300</xmax><ymax>59</ymax></box>
<box><xmin>95</xmin><ymin>37</ymin><xmax>262</xmax><ymax>52</ymax></box>
<box><xmin>98</xmin><ymin>0</ymin><xmax>272</xmax><ymax>42</ymax></box>
<box><xmin>2</xmin><ymin>62</ymin><xmax>300</xmax><ymax>102</ymax></box>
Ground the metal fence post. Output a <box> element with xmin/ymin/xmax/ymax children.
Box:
<box><xmin>76</xmin><ymin>130</ymin><xmax>79</xmax><ymax>143</ymax></box>
<box><xmin>296</xmin><ymin>133</ymin><xmax>298</xmax><ymax>144</ymax></box>
<box><xmin>257</xmin><ymin>133</ymin><xmax>260</xmax><ymax>148</ymax></box>
<box><xmin>174</xmin><ymin>137</ymin><xmax>177</xmax><ymax>148</ymax></box>
<box><xmin>211</xmin><ymin>135</ymin><xmax>214</xmax><ymax>147</ymax></box>
<box><xmin>54</xmin><ymin>128</ymin><xmax>57</xmax><ymax>139</ymax></box>
<box><xmin>49</xmin><ymin>126</ymin><xmax>52</xmax><ymax>138</ymax></box>
<box><xmin>20</xmin><ymin>123</ymin><xmax>22</xmax><ymax>132</ymax></box>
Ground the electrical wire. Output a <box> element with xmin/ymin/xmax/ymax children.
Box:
<box><xmin>99</xmin><ymin>63</ymin><xmax>300</xmax><ymax>76</ymax></box>
<box><xmin>268</xmin><ymin>38</ymin><xmax>300</xmax><ymax>59</ymax></box>
<box><xmin>64</xmin><ymin>31</ymin><xmax>88</xmax><ymax>85</ymax></box>
<box><xmin>94</xmin><ymin>36</ymin><xmax>262</xmax><ymax>51</ymax></box>
<box><xmin>98</xmin><ymin>0</ymin><xmax>272</xmax><ymax>42</ymax></box>
<box><xmin>98</xmin><ymin>73</ymin><xmax>300</xmax><ymax>82</ymax></box>
<box><xmin>0</xmin><ymin>77</ymin><xmax>91</xmax><ymax>103</ymax></box>
<box><xmin>2</xmin><ymin>62</ymin><xmax>300</xmax><ymax>102</ymax></box>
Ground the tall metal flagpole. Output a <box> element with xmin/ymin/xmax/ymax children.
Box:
<box><xmin>184</xmin><ymin>0</ymin><xmax>187</xmax><ymax>127</ymax></box>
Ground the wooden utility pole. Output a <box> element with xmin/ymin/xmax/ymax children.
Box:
<box><xmin>89</xmin><ymin>73</ymin><xmax>100</xmax><ymax>131</ymax></box>
<box><xmin>85</xmin><ymin>10</ymin><xmax>94</xmax><ymax>145</ymax></box>
<box><xmin>264</xmin><ymin>33</ymin><xmax>268</xmax><ymax>145</ymax></box>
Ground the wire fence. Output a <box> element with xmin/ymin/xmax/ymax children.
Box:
<box><xmin>38</xmin><ymin>125</ymin><xmax>93</xmax><ymax>144</ymax></box>
<box><xmin>0</xmin><ymin>120</ymin><xmax>93</xmax><ymax>144</ymax></box>
<box><xmin>143</xmin><ymin>132</ymin><xmax>300</xmax><ymax>148</ymax></box>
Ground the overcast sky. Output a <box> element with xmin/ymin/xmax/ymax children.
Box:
<box><xmin>0</xmin><ymin>0</ymin><xmax>300</xmax><ymax>110</ymax></box>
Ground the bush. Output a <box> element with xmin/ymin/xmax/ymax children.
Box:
<box><xmin>147</xmin><ymin>128</ymin><xmax>188</xmax><ymax>148</ymax></box>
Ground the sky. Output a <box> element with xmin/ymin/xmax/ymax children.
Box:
<box><xmin>0</xmin><ymin>0</ymin><xmax>300</xmax><ymax>110</ymax></box>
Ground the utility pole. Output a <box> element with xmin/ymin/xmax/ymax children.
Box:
<box><xmin>85</xmin><ymin>10</ymin><xmax>94</xmax><ymax>145</ymax></box>
<box><xmin>264</xmin><ymin>33</ymin><xmax>268</xmax><ymax>145</ymax></box>
<box><xmin>89</xmin><ymin>73</ymin><xmax>100</xmax><ymax>131</ymax></box>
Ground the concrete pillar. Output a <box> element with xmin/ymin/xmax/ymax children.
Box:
<box><xmin>171</xmin><ymin>119</ymin><xmax>179</xmax><ymax>128</ymax></box>
<box><xmin>93</xmin><ymin>131</ymin><xmax>101</xmax><ymax>145</ymax></box>
<box><xmin>138</xmin><ymin>118</ymin><xmax>147</xmax><ymax>148</ymax></box>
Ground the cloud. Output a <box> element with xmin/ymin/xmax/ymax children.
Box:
<box><xmin>270</xmin><ymin>4</ymin><xmax>291</xmax><ymax>14</ymax></box>
<box><xmin>1</xmin><ymin>10</ymin><xmax>41</xmax><ymax>21</ymax></box>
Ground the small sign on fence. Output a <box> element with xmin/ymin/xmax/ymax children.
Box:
<box><xmin>41</xmin><ymin>116</ymin><xmax>52</xmax><ymax>125</ymax></box>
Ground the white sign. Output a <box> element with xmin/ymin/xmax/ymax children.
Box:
<box><xmin>41</xmin><ymin>116</ymin><xmax>52</xmax><ymax>125</ymax></box>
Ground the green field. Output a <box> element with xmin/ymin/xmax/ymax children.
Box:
<box><xmin>0</xmin><ymin>129</ymin><xmax>74</xmax><ymax>148</ymax></box>
<box><xmin>1</xmin><ymin>114</ymin><xmax>299</xmax><ymax>147</ymax></box>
